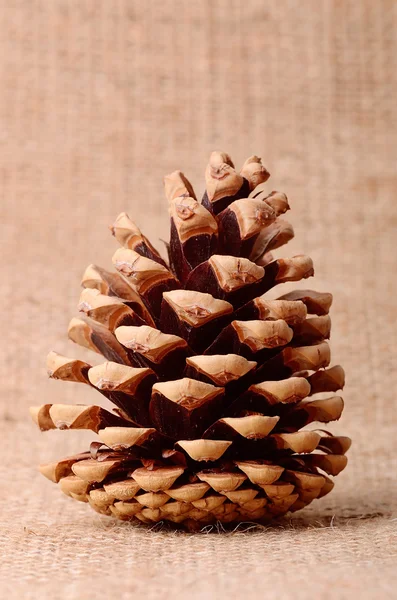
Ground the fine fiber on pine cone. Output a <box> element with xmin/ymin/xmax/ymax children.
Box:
<box><xmin>31</xmin><ymin>151</ymin><xmax>350</xmax><ymax>530</ymax></box>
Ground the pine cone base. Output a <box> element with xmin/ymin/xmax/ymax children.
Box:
<box><xmin>51</xmin><ymin>455</ymin><xmax>335</xmax><ymax>529</ymax></box>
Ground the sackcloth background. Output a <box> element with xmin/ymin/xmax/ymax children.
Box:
<box><xmin>1</xmin><ymin>1</ymin><xmax>396</xmax><ymax>598</ymax></box>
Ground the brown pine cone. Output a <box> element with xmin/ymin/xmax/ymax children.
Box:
<box><xmin>31</xmin><ymin>151</ymin><xmax>350</xmax><ymax>530</ymax></box>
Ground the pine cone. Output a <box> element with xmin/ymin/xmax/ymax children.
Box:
<box><xmin>31</xmin><ymin>151</ymin><xmax>350</xmax><ymax>530</ymax></box>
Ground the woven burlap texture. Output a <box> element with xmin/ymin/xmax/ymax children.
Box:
<box><xmin>1</xmin><ymin>1</ymin><xmax>396</xmax><ymax>598</ymax></box>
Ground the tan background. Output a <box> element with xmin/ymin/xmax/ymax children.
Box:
<box><xmin>1</xmin><ymin>1</ymin><xmax>396</xmax><ymax>598</ymax></box>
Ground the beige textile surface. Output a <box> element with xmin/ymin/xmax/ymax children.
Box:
<box><xmin>1</xmin><ymin>0</ymin><xmax>397</xmax><ymax>598</ymax></box>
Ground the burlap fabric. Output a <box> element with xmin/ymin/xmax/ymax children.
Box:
<box><xmin>1</xmin><ymin>1</ymin><xmax>396</xmax><ymax>598</ymax></box>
